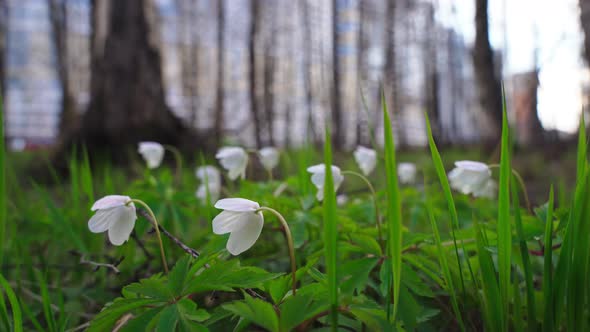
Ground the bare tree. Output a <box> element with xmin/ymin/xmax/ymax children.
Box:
<box><xmin>581</xmin><ymin>0</ymin><xmax>590</xmax><ymax>66</ymax></box>
<box><xmin>249</xmin><ymin>0</ymin><xmax>263</xmax><ymax>148</ymax></box>
<box><xmin>473</xmin><ymin>0</ymin><xmax>503</xmax><ymax>138</ymax></box>
<box><xmin>60</xmin><ymin>0</ymin><xmax>194</xmax><ymax>157</ymax></box>
<box><xmin>383</xmin><ymin>0</ymin><xmax>402</xmax><ymax>145</ymax></box>
<box><xmin>422</xmin><ymin>3</ymin><xmax>442</xmax><ymax>142</ymax></box>
<box><xmin>331</xmin><ymin>0</ymin><xmax>343</xmax><ymax>147</ymax></box>
<box><xmin>300</xmin><ymin>0</ymin><xmax>316</xmax><ymax>142</ymax></box>
<box><xmin>214</xmin><ymin>0</ymin><xmax>224</xmax><ymax>145</ymax></box>
<box><xmin>47</xmin><ymin>0</ymin><xmax>78</xmax><ymax>137</ymax></box>
<box><xmin>263</xmin><ymin>46</ymin><xmax>276</xmax><ymax>146</ymax></box>
<box><xmin>0</xmin><ymin>0</ymin><xmax>8</xmax><ymax>97</ymax></box>
<box><xmin>175</xmin><ymin>0</ymin><xmax>199</xmax><ymax>128</ymax></box>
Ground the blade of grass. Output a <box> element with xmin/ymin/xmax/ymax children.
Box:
<box><xmin>322</xmin><ymin>125</ymin><xmax>339</xmax><ymax>331</ymax></box>
<box><xmin>0</xmin><ymin>94</ymin><xmax>5</xmax><ymax>267</ymax></box>
<box><xmin>473</xmin><ymin>218</ymin><xmax>502</xmax><ymax>332</ymax></box>
<box><xmin>511</xmin><ymin>175</ymin><xmax>536</xmax><ymax>332</ymax></box>
<box><xmin>497</xmin><ymin>89</ymin><xmax>511</xmax><ymax>332</ymax></box>
<box><xmin>36</xmin><ymin>270</ymin><xmax>57</xmax><ymax>332</ymax></box>
<box><xmin>0</xmin><ymin>274</ymin><xmax>23</xmax><ymax>332</ymax></box>
<box><xmin>553</xmin><ymin>115</ymin><xmax>587</xmax><ymax>326</ymax></box>
<box><xmin>382</xmin><ymin>90</ymin><xmax>402</xmax><ymax>323</ymax></box>
<box><xmin>425</xmin><ymin>191</ymin><xmax>464</xmax><ymax>331</ymax></box>
<box><xmin>424</xmin><ymin>114</ymin><xmax>466</xmax><ymax>295</ymax></box>
<box><xmin>542</xmin><ymin>186</ymin><xmax>554</xmax><ymax>332</ymax></box>
<box><xmin>81</xmin><ymin>145</ymin><xmax>95</xmax><ymax>205</ymax></box>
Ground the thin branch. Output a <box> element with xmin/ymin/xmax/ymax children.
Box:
<box><xmin>70</xmin><ymin>251</ymin><xmax>122</xmax><ymax>274</ymax></box>
<box><xmin>138</xmin><ymin>209</ymin><xmax>201</xmax><ymax>259</ymax></box>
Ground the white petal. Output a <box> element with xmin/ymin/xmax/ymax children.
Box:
<box><xmin>225</xmin><ymin>212</ymin><xmax>264</xmax><ymax>255</ymax></box>
<box><xmin>212</xmin><ymin>211</ymin><xmax>247</xmax><ymax>234</ymax></box>
<box><xmin>316</xmin><ymin>188</ymin><xmax>324</xmax><ymax>201</ymax></box>
<box><xmin>259</xmin><ymin>147</ymin><xmax>280</xmax><ymax>171</ymax></box>
<box><xmin>138</xmin><ymin>142</ymin><xmax>165</xmax><ymax>169</ymax></box>
<box><xmin>307</xmin><ymin>164</ymin><xmax>326</xmax><ymax>173</ymax></box>
<box><xmin>310</xmin><ymin>172</ymin><xmax>325</xmax><ymax>188</ymax></box>
<box><xmin>91</xmin><ymin>195</ymin><xmax>132</xmax><ymax>211</ymax></box>
<box><xmin>106</xmin><ymin>206</ymin><xmax>137</xmax><ymax>245</ymax></box>
<box><xmin>214</xmin><ymin>198</ymin><xmax>260</xmax><ymax>212</ymax></box>
<box><xmin>88</xmin><ymin>209</ymin><xmax>116</xmax><ymax>233</ymax></box>
<box><xmin>196</xmin><ymin>184</ymin><xmax>220</xmax><ymax>203</ymax></box>
<box><xmin>455</xmin><ymin>160</ymin><xmax>490</xmax><ymax>173</ymax></box>
<box><xmin>196</xmin><ymin>166</ymin><xmax>221</xmax><ymax>184</ymax></box>
<box><xmin>354</xmin><ymin>146</ymin><xmax>377</xmax><ymax>176</ymax></box>
<box><xmin>398</xmin><ymin>163</ymin><xmax>417</xmax><ymax>184</ymax></box>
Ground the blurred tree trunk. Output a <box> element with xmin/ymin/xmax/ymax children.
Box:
<box><xmin>332</xmin><ymin>0</ymin><xmax>343</xmax><ymax>148</ymax></box>
<box><xmin>356</xmin><ymin>0</ymin><xmax>368</xmax><ymax>145</ymax></box>
<box><xmin>581</xmin><ymin>0</ymin><xmax>590</xmax><ymax>65</ymax></box>
<box><xmin>59</xmin><ymin>0</ymin><xmax>192</xmax><ymax>158</ymax></box>
<box><xmin>383</xmin><ymin>0</ymin><xmax>404</xmax><ymax>146</ymax></box>
<box><xmin>300</xmin><ymin>0</ymin><xmax>316</xmax><ymax>142</ymax></box>
<box><xmin>422</xmin><ymin>3</ymin><xmax>442</xmax><ymax>143</ymax></box>
<box><xmin>249</xmin><ymin>0</ymin><xmax>262</xmax><ymax>148</ymax></box>
<box><xmin>175</xmin><ymin>0</ymin><xmax>199</xmax><ymax>129</ymax></box>
<box><xmin>473</xmin><ymin>0</ymin><xmax>503</xmax><ymax>138</ymax></box>
<box><xmin>0</xmin><ymin>0</ymin><xmax>7</xmax><ymax>97</ymax></box>
<box><xmin>47</xmin><ymin>0</ymin><xmax>78</xmax><ymax>138</ymax></box>
<box><xmin>263</xmin><ymin>51</ymin><xmax>275</xmax><ymax>147</ymax></box>
<box><xmin>214</xmin><ymin>0</ymin><xmax>224</xmax><ymax>145</ymax></box>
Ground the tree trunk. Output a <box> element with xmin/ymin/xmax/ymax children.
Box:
<box><xmin>263</xmin><ymin>52</ymin><xmax>275</xmax><ymax>147</ymax></box>
<box><xmin>473</xmin><ymin>0</ymin><xmax>503</xmax><ymax>138</ymax></box>
<box><xmin>300</xmin><ymin>0</ymin><xmax>315</xmax><ymax>142</ymax></box>
<box><xmin>176</xmin><ymin>0</ymin><xmax>199</xmax><ymax>129</ymax></box>
<box><xmin>60</xmin><ymin>0</ymin><xmax>194</xmax><ymax>160</ymax></box>
<box><xmin>331</xmin><ymin>0</ymin><xmax>343</xmax><ymax>148</ymax></box>
<box><xmin>47</xmin><ymin>0</ymin><xmax>78</xmax><ymax>138</ymax></box>
<box><xmin>580</xmin><ymin>0</ymin><xmax>590</xmax><ymax>111</ymax></box>
<box><xmin>422</xmin><ymin>3</ymin><xmax>442</xmax><ymax>143</ymax></box>
<box><xmin>214</xmin><ymin>0</ymin><xmax>224</xmax><ymax>145</ymax></box>
<box><xmin>383</xmin><ymin>0</ymin><xmax>402</xmax><ymax>145</ymax></box>
<box><xmin>0</xmin><ymin>0</ymin><xmax>7</xmax><ymax>97</ymax></box>
<box><xmin>249</xmin><ymin>0</ymin><xmax>263</xmax><ymax>148</ymax></box>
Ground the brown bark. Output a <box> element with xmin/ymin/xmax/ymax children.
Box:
<box><xmin>383</xmin><ymin>0</ymin><xmax>402</xmax><ymax>145</ymax></box>
<box><xmin>332</xmin><ymin>0</ymin><xmax>344</xmax><ymax>147</ymax></box>
<box><xmin>47</xmin><ymin>0</ymin><xmax>78</xmax><ymax>137</ymax></box>
<box><xmin>300</xmin><ymin>0</ymin><xmax>315</xmax><ymax>142</ymax></box>
<box><xmin>423</xmin><ymin>3</ymin><xmax>442</xmax><ymax>143</ymax></box>
<box><xmin>59</xmin><ymin>0</ymin><xmax>195</xmax><ymax>160</ymax></box>
<box><xmin>473</xmin><ymin>0</ymin><xmax>503</xmax><ymax>138</ymax></box>
<box><xmin>176</xmin><ymin>0</ymin><xmax>199</xmax><ymax>128</ymax></box>
<box><xmin>249</xmin><ymin>0</ymin><xmax>263</xmax><ymax>148</ymax></box>
<box><xmin>214</xmin><ymin>0</ymin><xmax>224</xmax><ymax>145</ymax></box>
<box><xmin>263</xmin><ymin>52</ymin><xmax>275</xmax><ymax>146</ymax></box>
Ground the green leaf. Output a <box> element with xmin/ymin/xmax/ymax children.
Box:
<box><xmin>157</xmin><ymin>304</ymin><xmax>179</xmax><ymax>332</ymax></box>
<box><xmin>474</xmin><ymin>218</ymin><xmax>502</xmax><ymax>332</ymax></box>
<box><xmin>382</xmin><ymin>89</ymin><xmax>403</xmax><ymax>323</ymax></box>
<box><xmin>168</xmin><ymin>256</ymin><xmax>191</xmax><ymax>296</ymax></box>
<box><xmin>87</xmin><ymin>298</ymin><xmax>163</xmax><ymax>332</ymax></box>
<box><xmin>123</xmin><ymin>275</ymin><xmax>173</xmax><ymax>300</ymax></box>
<box><xmin>338</xmin><ymin>257</ymin><xmax>379</xmax><ymax>295</ymax></box>
<box><xmin>279</xmin><ymin>294</ymin><xmax>317</xmax><ymax>332</ymax></box>
<box><xmin>223</xmin><ymin>295</ymin><xmax>279</xmax><ymax>332</ymax></box>
<box><xmin>119</xmin><ymin>307</ymin><xmax>163</xmax><ymax>332</ymax></box>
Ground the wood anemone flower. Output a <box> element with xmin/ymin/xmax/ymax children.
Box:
<box><xmin>195</xmin><ymin>165</ymin><xmax>222</xmax><ymax>202</ymax></box>
<box><xmin>138</xmin><ymin>141</ymin><xmax>165</xmax><ymax>169</ymax></box>
<box><xmin>258</xmin><ymin>147</ymin><xmax>280</xmax><ymax>171</ymax></box>
<box><xmin>216</xmin><ymin>147</ymin><xmax>249</xmax><ymax>180</ymax></box>
<box><xmin>448</xmin><ymin>160</ymin><xmax>497</xmax><ymax>198</ymax></box>
<box><xmin>307</xmin><ymin>164</ymin><xmax>344</xmax><ymax>201</ymax></box>
<box><xmin>398</xmin><ymin>162</ymin><xmax>417</xmax><ymax>184</ymax></box>
<box><xmin>353</xmin><ymin>146</ymin><xmax>377</xmax><ymax>176</ymax></box>
<box><xmin>212</xmin><ymin>198</ymin><xmax>264</xmax><ymax>255</ymax></box>
<box><xmin>88</xmin><ymin>195</ymin><xmax>137</xmax><ymax>246</ymax></box>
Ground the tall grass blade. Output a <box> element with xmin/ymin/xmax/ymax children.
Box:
<box><xmin>0</xmin><ymin>274</ymin><xmax>23</xmax><ymax>332</ymax></box>
<box><xmin>553</xmin><ymin>115</ymin><xmax>587</xmax><ymax>325</ymax></box>
<box><xmin>382</xmin><ymin>90</ymin><xmax>403</xmax><ymax>322</ymax></box>
<box><xmin>425</xmin><ymin>192</ymin><xmax>464</xmax><ymax>331</ymax></box>
<box><xmin>511</xmin><ymin>175</ymin><xmax>536</xmax><ymax>331</ymax></box>
<box><xmin>473</xmin><ymin>218</ymin><xmax>502</xmax><ymax>332</ymax></box>
<box><xmin>542</xmin><ymin>186</ymin><xmax>554</xmax><ymax>332</ymax></box>
<box><xmin>424</xmin><ymin>114</ymin><xmax>466</xmax><ymax>295</ymax></box>
<box><xmin>322</xmin><ymin>126</ymin><xmax>339</xmax><ymax>331</ymax></box>
<box><xmin>0</xmin><ymin>94</ymin><xmax>5</xmax><ymax>267</ymax></box>
<box><xmin>497</xmin><ymin>91</ymin><xmax>511</xmax><ymax>331</ymax></box>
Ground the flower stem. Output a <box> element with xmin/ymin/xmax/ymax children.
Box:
<box><xmin>341</xmin><ymin>170</ymin><xmax>383</xmax><ymax>250</ymax></box>
<box><xmin>489</xmin><ymin>165</ymin><xmax>531</xmax><ymax>211</ymax></box>
<box><xmin>256</xmin><ymin>206</ymin><xmax>297</xmax><ymax>295</ymax></box>
<box><xmin>163</xmin><ymin>145</ymin><xmax>183</xmax><ymax>184</ymax></box>
<box><xmin>129</xmin><ymin>199</ymin><xmax>169</xmax><ymax>274</ymax></box>
<box><xmin>268</xmin><ymin>169</ymin><xmax>273</xmax><ymax>182</ymax></box>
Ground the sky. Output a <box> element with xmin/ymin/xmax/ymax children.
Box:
<box><xmin>436</xmin><ymin>0</ymin><xmax>584</xmax><ymax>133</ymax></box>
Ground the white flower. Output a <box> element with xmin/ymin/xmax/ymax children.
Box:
<box><xmin>448</xmin><ymin>161</ymin><xmax>496</xmax><ymax>197</ymax></box>
<box><xmin>336</xmin><ymin>194</ymin><xmax>348</xmax><ymax>206</ymax></box>
<box><xmin>216</xmin><ymin>147</ymin><xmax>249</xmax><ymax>180</ymax></box>
<box><xmin>258</xmin><ymin>147</ymin><xmax>280</xmax><ymax>171</ymax></box>
<box><xmin>138</xmin><ymin>142</ymin><xmax>165</xmax><ymax>169</ymax></box>
<box><xmin>398</xmin><ymin>162</ymin><xmax>417</xmax><ymax>184</ymax></box>
<box><xmin>212</xmin><ymin>198</ymin><xmax>264</xmax><ymax>255</ymax></box>
<box><xmin>353</xmin><ymin>146</ymin><xmax>377</xmax><ymax>176</ymax></box>
<box><xmin>196</xmin><ymin>166</ymin><xmax>222</xmax><ymax>202</ymax></box>
<box><xmin>307</xmin><ymin>164</ymin><xmax>344</xmax><ymax>201</ymax></box>
<box><xmin>88</xmin><ymin>195</ymin><xmax>137</xmax><ymax>246</ymax></box>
